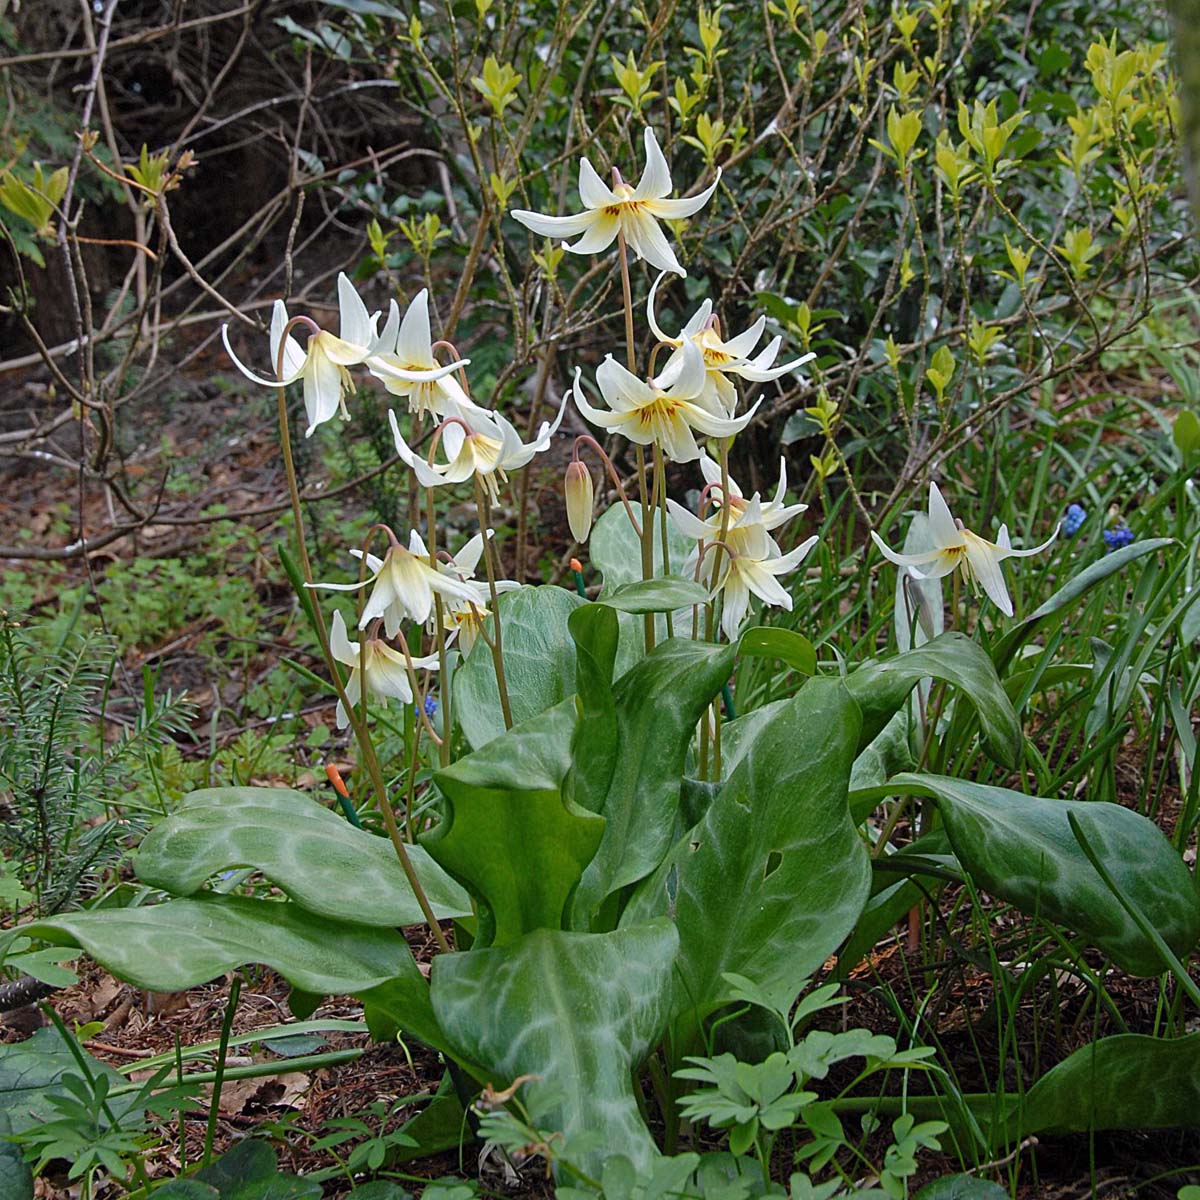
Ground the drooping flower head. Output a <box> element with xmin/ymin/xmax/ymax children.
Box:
<box><xmin>435</xmin><ymin>530</ymin><xmax>520</xmax><ymax>655</ymax></box>
<box><xmin>668</xmin><ymin>496</ymin><xmax>818</xmax><ymax>641</ymax></box>
<box><xmin>328</xmin><ymin>610</ymin><xmax>438</xmax><ymax>729</ymax></box>
<box><xmin>389</xmin><ymin>395</ymin><xmax>567</xmax><ymax>502</ymax></box>
<box><xmin>310</xmin><ymin>530</ymin><xmax>480</xmax><ymax>638</ymax></box>
<box><xmin>571</xmin><ymin>338</ymin><xmax>757</xmax><ymax>463</ymax></box>
<box><xmin>510</xmin><ymin>128</ymin><xmax>719</xmax><ymax>277</ymax></box>
<box><xmin>693</xmin><ymin>452</ymin><xmax>807</xmax><ymax>534</ymax></box>
<box><xmin>367</xmin><ymin>289</ymin><xmax>474</xmax><ymax>421</ymax></box>
<box><xmin>647</xmin><ymin>274</ymin><xmax>815</xmax><ymax>415</ymax></box>
<box><xmin>871</xmin><ymin>482</ymin><xmax>1057</xmax><ymax>618</ymax></box>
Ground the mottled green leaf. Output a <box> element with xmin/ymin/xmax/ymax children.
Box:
<box><xmin>12</xmin><ymin>895</ymin><xmax>414</xmax><ymax>995</ymax></box>
<box><xmin>600</xmin><ymin>577</ymin><xmax>709</xmax><ymax>613</ymax></box>
<box><xmin>626</xmin><ymin>679</ymin><xmax>869</xmax><ymax>1046</ymax></box>
<box><xmin>136</xmin><ymin>787</ymin><xmax>470</xmax><ymax>925</ymax></box>
<box><xmin>453</xmin><ymin>585</ymin><xmax>584</xmax><ymax>748</ymax></box>
<box><xmin>846</xmin><ymin>633</ymin><xmax>1021</xmax><ymax>767</ymax></box>
<box><xmin>890</xmin><ymin>774</ymin><xmax>1200</xmax><ymax>976</ymax></box>
<box><xmin>424</xmin><ymin>701</ymin><xmax>603</xmax><ymax>946</ymax></box>
<box><xmin>0</xmin><ymin>1029</ymin><xmax>124</xmax><ymax>1135</ymax></box>
<box><xmin>916</xmin><ymin>1176</ymin><xmax>1006</xmax><ymax>1200</ymax></box>
<box><xmin>431</xmin><ymin>922</ymin><xmax>679</xmax><ymax>1175</ymax></box>
<box><xmin>737</xmin><ymin>626</ymin><xmax>817</xmax><ymax>676</ymax></box>
<box><xmin>570</xmin><ymin>637</ymin><xmax>736</xmax><ymax>928</ymax></box>
<box><xmin>589</xmin><ymin>502</ymin><xmax>691</xmax><ymax>593</ymax></box>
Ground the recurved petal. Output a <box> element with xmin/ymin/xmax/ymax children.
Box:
<box><xmin>644</xmin><ymin>169</ymin><xmax>721</xmax><ymax>218</ymax></box>
<box><xmin>570</xmin><ymin>369</ymin><xmax>624</xmax><ymax>430</ymax></box>
<box><xmin>663</xmin><ymin>337</ymin><xmax>708</xmax><ymax>399</ymax></box>
<box><xmin>721</xmin><ymin>317</ymin><xmax>768</xmax><ymax>360</ymax></box>
<box><xmin>999</xmin><ymin>524</ymin><xmax>1060</xmax><ymax>558</ymax></box>
<box><xmin>510</xmin><ymin>208</ymin><xmax>597</xmax><ymax>238</ymax></box>
<box><xmin>622</xmin><ymin>210</ymin><xmax>685</xmax><ymax>277</ymax></box>
<box><xmin>222</xmin><ymin>323</ymin><xmax>302</xmax><ymax>389</ymax></box>
<box><xmin>962</xmin><ymin>533</ymin><xmax>1014</xmax><ymax>617</ymax></box>
<box><xmin>680</xmin><ymin>396</ymin><xmax>758</xmax><ymax>438</ymax></box>
<box><xmin>927</xmin><ymin>482</ymin><xmax>960</xmax><ymax>548</ymax></box>
<box><xmin>336</xmin><ymin>272</ymin><xmax>375</xmax><ymax>349</ymax></box>
<box><xmin>578</xmin><ymin>156</ymin><xmax>617</xmax><ymax>208</ymax></box>
<box><xmin>870</xmin><ymin>530</ymin><xmax>944</xmax><ymax>569</ymax></box>
<box><xmin>302</xmin><ymin>350</ymin><xmax>345</xmax><ymax>437</ymax></box>
<box><xmin>269</xmin><ymin>300</ymin><xmax>308</xmax><ymax>379</ymax></box>
<box><xmin>666</xmin><ymin>497</ymin><xmax>718</xmax><ymax>542</ymax></box>
<box><xmin>633</xmin><ymin>127</ymin><xmax>673</xmax><ymax>200</ymax></box>
<box><xmin>329</xmin><ymin>610</ymin><xmax>359</xmax><ymax>667</ymax></box>
<box><xmin>645</xmin><ymin>272</ymin><xmax>682</xmax><ymax>346</ymax></box>
<box><xmin>565</xmin><ymin>211</ymin><xmax>620</xmax><ymax>256</ymax></box>
<box><xmin>597</xmin><ymin>355</ymin><xmax>656</xmax><ymax>412</ymax></box>
<box><xmin>395</xmin><ymin>289</ymin><xmax>434</xmax><ymax>366</ymax></box>
<box><xmin>736</xmin><ymin>558</ymin><xmax>793</xmax><ymax>610</ymax></box>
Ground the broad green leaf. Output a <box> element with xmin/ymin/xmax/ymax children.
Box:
<box><xmin>569</xmin><ymin>637</ymin><xmax>736</xmax><ymax>928</ymax></box>
<box><xmin>393</xmin><ymin>1073</ymin><xmax>471</xmax><ymax>1163</ymax></box>
<box><xmin>889</xmin><ymin>774</ymin><xmax>1200</xmax><ymax>976</ymax></box>
<box><xmin>0</xmin><ymin>1028</ymin><xmax>125</xmax><ymax>1135</ymax></box>
<box><xmin>625</xmin><ymin>679</ymin><xmax>870</xmax><ymax>1046</ymax></box>
<box><xmin>589</xmin><ymin>501</ymin><xmax>691</xmax><ymax>593</ymax></box>
<box><xmin>846</xmin><ymin>632</ymin><xmax>1021</xmax><ymax>768</ymax></box>
<box><xmin>566</xmin><ymin>605</ymin><xmax>621</xmax><ymax>817</ymax></box>
<box><xmin>600</xmin><ymin>576</ymin><xmax>709</xmax><ymax>613</ymax></box>
<box><xmin>190</xmin><ymin>1140</ymin><xmax>323</xmax><ymax>1200</ymax></box>
<box><xmin>916</xmin><ymin>1176</ymin><xmax>1006</xmax><ymax>1200</ymax></box>
<box><xmin>992</xmin><ymin>538</ymin><xmax>1174</xmax><ymax>672</ymax></box>
<box><xmin>453</xmin><ymin>585</ymin><xmax>584</xmax><ymax>748</ymax></box>
<box><xmin>737</xmin><ymin>626</ymin><xmax>817</xmax><ymax>675</ymax></box>
<box><xmin>1019</xmin><ymin>1032</ymin><xmax>1200</xmax><ymax>1137</ymax></box>
<box><xmin>136</xmin><ymin>787</ymin><xmax>470</xmax><ymax>925</ymax></box>
<box><xmin>424</xmin><ymin>701</ymin><xmax>603</xmax><ymax>946</ymax></box>
<box><xmin>0</xmin><ymin>1117</ymin><xmax>31</xmax><ymax>1200</ymax></box>
<box><xmin>11</xmin><ymin>895</ymin><xmax>415</xmax><ymax>995</ymax></box>
<box><xmin>431</xmin><ymin>922</ymin><xmax>679</xmax><ymax>1175</ymax></box>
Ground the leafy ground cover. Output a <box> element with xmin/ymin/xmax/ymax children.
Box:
<box><xmin>2</xmin><ymin>1</ymin><xmax>1200</xmax><ymax>1198</ymax></box>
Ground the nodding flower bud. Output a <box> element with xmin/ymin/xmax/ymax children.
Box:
<box><xmin>564</xmin><ymin>460</ymin><xmax>594</xmax><ymax>544</ymax></box>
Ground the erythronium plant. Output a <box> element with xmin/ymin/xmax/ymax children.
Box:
<box><xmin>10</xmin><ymin>125</ymin><xmax>1200</xmax><ymax>1192</ymax></box>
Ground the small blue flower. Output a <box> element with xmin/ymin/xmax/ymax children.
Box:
<box><xmin>1103</xmin><ymin>523</ymin><xmax>1134</xmax><ymax>551</ymax></box>
<box><xmin>416</xmin><ymin>695</ymin><xmax>438</xmax><ymax>717</ymax></box>
<box><xmin>1063</xmin><ymin>503</ymin><xmax>1086</xmax><ymax>536</ymax></box>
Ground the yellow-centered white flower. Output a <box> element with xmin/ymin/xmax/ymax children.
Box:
<box><xmin>366</xmin><ymin>289</ymin><xmax>474</xmax><ymax>420</ymax></box>
<box><xmin>669</xmin><ymin>496</ymin><xmax>817</xmax><ymax>641</ymax></box>
<box><xmin>310</xmin><ymin>530</ymin><xmax>480</xmax><ymax>638</ymax></box>
<box><xmin>328</xmin><ymin>610</ymin><xmax>438</xmax><ymax>729</ymax></box>
<box><xmin>571</xmin><ymin>338</ymin><xmax>757</xmax><ymax>464</ymax></box>
<box><xmin>510</xmin><ymin>128</ymin><xmax>719</xmax><ymax>278</ymax></box>
<box><xmin>222</xmin><ymin>273</ymin><xmax>399</xmax><ymax>438</ymax></box>
<box><xmin>435</xmin><ymin>531</ymin><xmax>520</xmax><ymax>656</ymax></box>
<box><xmin>647</xmin><ymin>274</ymin><xmax>816</xmax><ymax>415</ymax></box>
<box><xmin>871</xmin><ymin>482</ymin><xmax>1058</xmax><ymax>618</ymax></box>
<box><xmin>388</xmin><ymin>396</ymin><xmax>567</xmax><ymax>502</ymax></box>
<box><xmin>693</xmin><ymin>452</ymin><xmax>807</xmax><ymax>534</ymax></box>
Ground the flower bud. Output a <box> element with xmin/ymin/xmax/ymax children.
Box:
<box><xmin>564</xmin><ymin>460</ymin><xmax>594</xmax><ymax>544</ymax></box>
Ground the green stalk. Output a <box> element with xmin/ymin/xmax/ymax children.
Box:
<box><xmin>273</xmin><ymin>326</ymin><xmax>450</xmax><ymax>953</ymax></box>
<box><xmin>473</xmin><ymin>476</ymin><xmax>514</xmax><ymax>730</ymax></box>
<box><xmin>201</xmin><ymin>975</ymin><xmax>240</xmax><ymax>1167</ymax></box>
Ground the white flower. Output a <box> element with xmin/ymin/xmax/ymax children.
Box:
<box><xmin>328</xmin><ymin>610</ymin><xmax>438</xmax><ymax>729</ymax></box>
<box><xmin>571</xmin><ymin>338</ymin><xmax>757</xmax><ymax>463</ymax></box>
<box><xmin>669</xmin><ymin>496</ymin><xmax>817</xmax><ymax>640</ymax></box>
<box><xmin>222</xmin><ymin>273</ymin><xmax>391</xmax><ymax>437</ymax></box>
<box><xmin>510</xmin><ymin>128</ymin><xmax>719</xmax><ymax>277</ymax></box>
<box><xmin>647</xmin><ymin>273</ymin><xmax>815</xmax><ymax>414</ymax></box>
<box><xmin>694</xmin><ymin>452</ymin><xmax>807</xmax><ymax>533</ymax></box>
<box><xmin>388</xmin><ymin>395</ymin><xmax>567</xmax><ymax>502</ymax></box>
<box><xmin>310</xmin><ymin>530</ymin><xmax>480</xmax><ymax>638</ymax></box>
<box><xmin>366</xmin><ymin>289</ymin><xmax>474</xmax><ymax>420</ymax></box>
<box><xmin>871</xmin><ymin>482</ymin><xmax>1058</xmax><ymax>618</ymax></box>
<box><xmin>435</xmin><ymin>531</ymin><xmax>521</xmax><ymax>656</ymax></box>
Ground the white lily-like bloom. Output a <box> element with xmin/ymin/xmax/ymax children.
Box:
<box><xmin>694</xmin><ymin>452</ymin><xmax>807</xmax><ymax>533</ymax></box>
<box><xmin>222</xmin><ymin>273</ymin><xmax>396</xmax><ymax>437</ymax></box>
<box><xmin>871</xmin><ymin>482</ymin><xmax>1058</xmax><ymax>618</ymax></box>
<box><xmin>328</xmin><ymin>610</ymin><xmax>438</xmax><ymax>729</ymax></box>
<box><xmin>571</xmin><ymin>338</ymin><xmax>758</xmax><ymax>464</ymax></box>
<box><xmin>647</xmin><ymin>274</ymin><xmax>816</xmax><ymax>414</ymax></box>
<box><xmin>366</xmin><ymin>289</ymin><xmax>474</xmax><ymax>420</ymax></box>
<box><xmin>668</xmin><ymin>496</ymin><xmax>818</xmax><ymax>641</ymax></box>
<box><xmin>310</xmin><ymin>530</ymin><xmax>480</xmax><ymax>638</ymax></box>
<box><xmin>388</xmin><ymin>395</ymin><xmax>567</xmax><ymax>502</ymax></box>
<box><xmin>510</xmin><ymin>128</ymin><xmax>719</xmax><ymax>278</ymax></box>
<box><xmin>436</xmin><ymin>531</ymin><xmax>521</xmax><ymax>656</ymax></box>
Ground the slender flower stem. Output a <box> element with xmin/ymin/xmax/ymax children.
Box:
<box><xmin>473</xmin><ymin>476</ymin><xmax>514</xmax><ymax>730</ymax></box>
<box><xmin>426</xmin><ymin>487</ymin><xmax>451</xmax><ymax>768</ymax></box>
<box><xmin>273</xmin><ymin>330</ymin><xmax>449</xmax><ymax>953</ymax></box>
<box><xmin>653</xmin><ymin>441</ymin><xmax>674</xmax><ymax>639</ymax></box>
<box><xmin>616</xmin><ymin>230</ymin><xmax>656</xmax><ymax>653</ymax></box>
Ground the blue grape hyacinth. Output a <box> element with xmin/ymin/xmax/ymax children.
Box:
<box><xmin>1104</xmin><ymin>522</ymin><xmax>1134</xmax><ymax>551</ymax></box>
<box><xmin>1063</xmin><ymin>503</ymin><xmax>1086</xmax><ymax>536</ymax></box>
